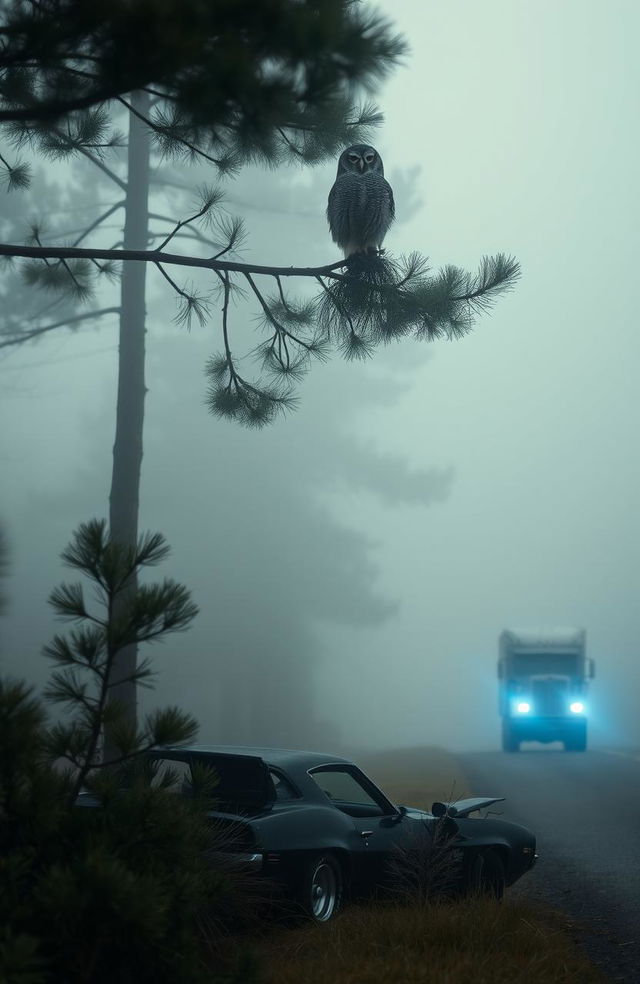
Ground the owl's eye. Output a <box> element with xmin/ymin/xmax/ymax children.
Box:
<box><xmin>364</xmin><ymin>152</ymin><xmax>375</xmax><ymax>163</ymax></box>
<box><xmin>348</xmin><ymin>154</ymin><xmax>360</xmax><ymax>163</ymax></box>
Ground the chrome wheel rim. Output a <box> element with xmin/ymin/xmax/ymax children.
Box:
<box><xmin>310</xmin><ymin>861</ymin><xmax>337</xmax><ymax>921</ymax></box>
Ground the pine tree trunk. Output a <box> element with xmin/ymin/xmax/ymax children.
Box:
<box><xmin>105</xmin><ymin>91</ymin><xmax>150</xmax><ymax>760</ymax></box>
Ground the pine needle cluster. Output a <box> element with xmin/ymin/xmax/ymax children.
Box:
<box><xmin>0</xmin><ymin>0</ymin><xmax>406</xmax><ymax>182</ymax></box>
<box><xmin>317</xmin><ymin>252</ymin><xmax>520</xmax><ymax>350</ymax></box>
<box><xmin>204</xmin><ymin>249</ymin><xmax>520</xmax><ymax>427</ymax></box>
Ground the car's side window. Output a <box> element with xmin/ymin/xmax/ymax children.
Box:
<box><xmin>269</xmin><ymin>769</ymin><xmax>298</xmax><ymax>800</ymax></box>
<box><xmin>309</xmin><ymin>767</ymin><xmax>387</xmax><ymax>817</ymax></box>
<box><xmin>149</xmin><ymin>757</ymin><xmax>193</xmax><ymax>793</ymax></box>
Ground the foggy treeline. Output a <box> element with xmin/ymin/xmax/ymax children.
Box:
<box><xmin>2</xmin><ymin>0</ymin><xmax>639</xmax><ymax>754</ymax></box>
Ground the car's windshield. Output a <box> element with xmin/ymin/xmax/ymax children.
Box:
<box><xmin>510</xmin><ymin>653</ymin><xmax>580</xmax><ymax>676</ymax></box>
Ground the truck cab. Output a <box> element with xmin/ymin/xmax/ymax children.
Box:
<box><xmin>498</xmin><ymin>628</ymin><xmax>595</xmax><ymax>752</ymax></box>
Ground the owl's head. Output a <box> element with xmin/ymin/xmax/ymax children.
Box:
<box><xmin>337</xmin><ymin>144</ymin><xmax>384</xmax><ymax>177</ymax></box>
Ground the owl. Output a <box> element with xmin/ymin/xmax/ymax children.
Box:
<box><xmin>327</xmin><ymin>144</ymin><xmax>395</xmax><ymax>258</ymax></box>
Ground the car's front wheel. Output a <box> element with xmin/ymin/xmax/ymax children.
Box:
<box><xmin>299</xmin><ymin>853</ymin><xmax>343</xmax><ymax>922</ymax></box>
<box><xmin>467</xmin><ymin>849</ymin><xmax>506</xmax><ymax>900</ymax></box>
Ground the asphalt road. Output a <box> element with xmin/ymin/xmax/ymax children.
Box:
<box><xmin>460</xmin><ymin>747</ymin><xmax>640</xmax><ymax>983</ymax></box>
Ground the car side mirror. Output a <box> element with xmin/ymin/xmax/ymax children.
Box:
<box><xmin>391</xmin><ymin>805</ymin><xmax>408</xmax><ymax>824</ymax></box>
<box><xmin>432</xmin><ymin>801</ymin><xmax>458</xmax><ymax>818</ymax></box>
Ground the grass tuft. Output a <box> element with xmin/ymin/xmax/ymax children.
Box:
<box><xmin>257</xmin><ymin>899</ymin><xmax>606</xmax><ymax>984</ymax></box>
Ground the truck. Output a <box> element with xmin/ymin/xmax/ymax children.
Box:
<box><xmin>498</xmin><ymin>628</ymin><xmax>595</xmax><ymax>752</ymax></box>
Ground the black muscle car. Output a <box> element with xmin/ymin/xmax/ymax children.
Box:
<box><xmin>82</xmin><ymin>744</ymin><xmax>537</xmax><ymax>922</ymax></box>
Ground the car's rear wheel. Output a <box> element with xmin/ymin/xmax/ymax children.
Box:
<box><xmin>299</xmin><ymin>853</ymin><xmax>343</xmax><ymax>922</ymax></box>
<box><xmin>467</xmin><ymin>849</ymin><xmax>506</xmax><ymax>900</ymax></box>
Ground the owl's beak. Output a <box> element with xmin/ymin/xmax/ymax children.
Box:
<box><xmin>358</xmin><ymin>159</ymin><xmax>364</xmax><ymax>172</ymax></box>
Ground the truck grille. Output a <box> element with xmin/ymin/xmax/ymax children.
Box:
<box><xmin>531</xmin><ymin>679</ymin><xmax>569</xmax><ymax>716</ymax></box>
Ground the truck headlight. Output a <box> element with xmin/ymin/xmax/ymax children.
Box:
<box><xmin>516</xmin><ymin>701</ymin><xmax>531</xmax><ymax>714</ymax></box>
<box><xmin>569</xmin><ymin>701</ymin><xmax>585</xmax><ymax>714</ymax></box>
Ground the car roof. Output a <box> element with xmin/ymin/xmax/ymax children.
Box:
<box><xmin>156</xmin><ymin>744</ymin><xmax>397</xmax><ymax>811</ymax></box>
<box><xmin>162</xmin><ymin>744</ymin><xmax>352</xmax><ymax>771</ymax></box>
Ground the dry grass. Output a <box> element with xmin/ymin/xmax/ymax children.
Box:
<box><xmin>356</xmin><ymin>745</ymin><xmax>472</xmax><ymax>810</ymax></box>
<box><xmin>256</xmin><ymin>899</ymin><xmax>606</xmax><ymax>984</ymax></box>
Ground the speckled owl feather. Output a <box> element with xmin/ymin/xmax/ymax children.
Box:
<box><xmin>327</xmin><ymin>144</ymin><xmax>395</xmax><ymax>258</ymax></box>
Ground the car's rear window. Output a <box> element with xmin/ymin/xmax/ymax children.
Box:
<box><xmin>149</xmin><ymin>757</ymin><xmax>192</xmax><ymax>792</ymax></box>
<box><xmin>146</xmin><ymin>753</ymin><xmax>273</xmax><ymax>809</ymax></box>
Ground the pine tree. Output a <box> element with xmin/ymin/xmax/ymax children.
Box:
<box><xmin>0</xmin><ymin>520</ymin><xmax>257</xmax><ymax>983</ymax></box>
<box><xmin>42</xmin><ymin>519</ymin><xmax>199</xmax><ymax>786</ymax></box>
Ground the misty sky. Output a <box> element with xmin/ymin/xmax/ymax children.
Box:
<box><xmin>1</xmin><ymin>0</ymin><xmax>639</xmax><ymax>752</ymax></box>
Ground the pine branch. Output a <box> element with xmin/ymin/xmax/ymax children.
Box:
<box><xmin>0</xmin><ymin>307</ymin><xmax>120</xmax><ymax>349</ymax></box>
<box><xmin>72</xmin><ymin>141</ymin><xmax>127</xmax><ymax>191</ymax></box>
<box><xmin>0</xmin><ymin>83</ymin><xmax>127</xmax><ymax>123</ymax></box>
<box><xmin>0</xmin><ymin>240</ymin><xmax>519</xmax><ymax>426</ymax></box>
<box><xmin>0</xmin><ymin>240</ymin><xmax>348</xmax><ymax>276</ymax></box>
<box><xmin>155</xmin><ymin>187</ymin><xmax>223</xmax><ymax>252</ymax></box>
<box><xmin>0</xmin><ymin>149</ymin><xmax>30</xmax><ymax>188</ymax></box>
<box><xmin>155</xmin><ymin>263</ymin><xmax>211</xmax><ymax>329</ymax></box>
<box><xmin>117</xmin><ymin>95</ymin><xmax>230</xmax><ymax>171</ymax></box>
<box><xmin>148</xmin><ymin>212</ymin><xmax>224</xmax><ymax>251</ymax></box>
<box><xmin>71</xmin><ymin>202</ymin><xmax>126</xmax><ymax>248</ymax></box>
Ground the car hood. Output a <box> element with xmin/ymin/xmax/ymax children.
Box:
<box><xmin>401</xmin><ymin>796</ymin><xmax>506</xmax><ymax>821</ymax></box>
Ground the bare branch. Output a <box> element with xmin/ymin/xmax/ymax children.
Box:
<box><xmin>71</xmin><ymin>202</ymin><xmax>125</xmax><ymax>248</ymax></box>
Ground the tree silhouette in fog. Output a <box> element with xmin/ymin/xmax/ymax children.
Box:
<box><xmin>1</xmin><ymin>0</ymin><xmax>518</xmax><ymax>742</ymax></box>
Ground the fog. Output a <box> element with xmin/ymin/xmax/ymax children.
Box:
<box><xmin>2</xmin><ymin>0</ymin><xmax>639</xmax><ymax>754</ymax></box>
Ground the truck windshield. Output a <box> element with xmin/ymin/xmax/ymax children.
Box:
<box><xmin>510</xmin><ymin>653</ymin><xmax>580</xmax><ymax>676</ymax></box>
